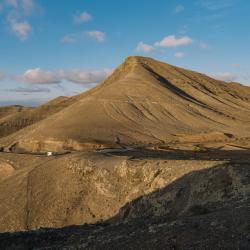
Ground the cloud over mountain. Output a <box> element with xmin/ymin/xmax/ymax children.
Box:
<box><xmin>13</xmin><ymin>68</ymin><xmax>112</xmax><ymax>85</ymax></box>
<box><xmin>210</xmin><ymin>72</ymin><xmax>238</xmax><ymax>82</ymax></box>
<box><xmin>136</xmin><ymin>42</ymin><xmax>154</xmax><ymax>53</ymax></box>
<box><xmin>86</xmin><ymin>31</ymin><xmax>106</xmax><ymax>42</ymax></box>
<box><xmin>155</xmin><ymin>35</ymin><xmax>193</xmax><ymax>47</ymax></box>
<box><xmin>135</xmin><ymin>35</ymin><xmax>194</xmax><ymax>55</ymax></box>
<box><xmin>60</xmin><ymin>69</ymin><xmax>112</xmax><ymax>84</ymax></box>
<box><xmin>14</xmin><ymin>68</ymin><xmax>61</xmax><ymax>84</ymax></box>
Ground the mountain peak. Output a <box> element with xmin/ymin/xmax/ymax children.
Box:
<box><xmin>124</xmin><ymin>55</ymin><xmax>153</xmax><ymax>63</ymax></box>
<box><xmin>123</xmin><ymin>56</ymin><xmax>160</xmax><ymax>69</ymax></box>
<box><xmin>103</xmin><ymin>56</ymin><xmax>160</xmax><ymax>85</ymax></box>
<box><xmin>2</xmin><ymin>56</ymin><xmax>250</xmax><ymax>153</ymax></box>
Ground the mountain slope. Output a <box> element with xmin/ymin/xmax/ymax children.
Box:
<box><xmin>0</xmin><ymin>105</ymin><xmax>31</xmax><ymax>121</ymax></box>
<box><xmin>1</xmin><ymin>56</ymin><xmax>250</xmax><ymax>152</ymax></box>
<box><xmin>0</xmin><ymin>96</ymin><xmax>80</xmax><ymax>138</ymax></box>
<box><xmin>0</xmin><ymin>150</ymin><xmax>249</xmax><ymax>246</ymax></box>
<box><xmin>0</xmin><ymin>150</ymin><xmax>249</xmax><ymax>233</ymax></box>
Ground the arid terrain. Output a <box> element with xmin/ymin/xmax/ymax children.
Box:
<box><xmin>0</xmin><ymin>57</ymin><xmax>249</xmax><ymax>249</ymax></box>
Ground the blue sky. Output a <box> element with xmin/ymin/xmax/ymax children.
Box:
<box><xmin>0</xmin><ymin>0</ymin><xmax>249</xmax><ymax>106</ymax></box>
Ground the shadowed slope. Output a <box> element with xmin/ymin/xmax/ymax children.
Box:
<box><xmin>1</xmin><ymin>56</ymin><xmax>250</xmax><ymax>152</ymax></box>
<box><xmin>0</xmin><ymin>159</ymin><xmax>249</xmax><ymax>249</ymax></box>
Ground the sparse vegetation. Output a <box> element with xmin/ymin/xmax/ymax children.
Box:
<box><xmin>193</xmin><ymin>144</ymin><xmax>207</xmax><ymax>153</ymax></box>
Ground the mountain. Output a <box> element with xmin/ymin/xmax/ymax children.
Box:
<box><xmin>0</xmin><ymin>56</ymin><xmax>249</xmax><ymax>248</ymax></box>
<box><xmin>1</xmin><ymin>56</ymin><xmax>250</xmax><ymax>153</ymax></box>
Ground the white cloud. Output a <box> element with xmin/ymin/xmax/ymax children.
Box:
<box><xmin>155</xmin><ymin>35</ymin><xmax>193</xmax><ymax>47</ymax></box>
<box><xmin>6</xmin><ymin>87</ymin><xmax>50</xmax><ymax>93</ymax></box>
<box><xmin>13</xmin><ymin>68</ymin><xmax>112</xmax><ymax>85</ymax></box>
<box><xmin>73</xmin><ymin>11</ymin><xmax>92</xmax><ymax>24</ymax></box>
<box><xmin>61</xmin><ymin>31</ymin><xmax>107</xmax><ymax>44</ymax></box>
<box><xmin>174</xmin><ymin>4</ymin><xmax>184</xmax><ymax>13</ymax></box>
<box><xmin>14</xmin><ymin>68</ymin><xmax>61</xmax><ymax>84</ymax></box>
<box><xmin>61</xmin><ymin>69</ymin><xmax>112</xmax><ymax>84</ymax></box>
<box><xmin>86</xmin><ymin>31</ymin><xmax>106</xmax><ymax>42</ymax></box>
<box><xmin>4</xmin><ymin>0</ymin><xmax>40</xmax><ymax>40</ymax></box>
<box><xmin>61</xmin><ymin>35</ymin><xmax>77</xmax><ymax>44</ymax></box>
<box><xmin>8</xmin><ymin>19</ymin><xmax>31</xmax><ymax>40</ymax></box>
<box><xmin>210</xmin><ymin>72</ymin><xmax>238</xmax><ymax>82</ymax></box>
<box><xmin>174</xmin><ymin>52</ymin><xmax>185</xmax><ymax>58</ymax></box>
<box><xmin>5</xmin><ymin>0</ymin><xmax>38</xmax><ymax>13</ymax></box>
<box><xmin>136</xmin><ymin>41</ymin><xmax>154</xmax><ymax>53</ymax></box>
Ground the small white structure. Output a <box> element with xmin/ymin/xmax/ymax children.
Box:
<box><xmin>47</xmin><ymin>152</ymin><xmax>53</xmax><ymax>156</ymax></box>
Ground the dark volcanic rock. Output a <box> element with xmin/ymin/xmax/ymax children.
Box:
<box><xmin>0</xmin><ymin>205</ymin><xmax>249</xmax><ymax>249</ymax></box>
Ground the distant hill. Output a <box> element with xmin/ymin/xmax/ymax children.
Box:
<box><xmin>0</xmin><ymin>96</ymin><xmax>79</xmax><ymax>138</ymax></box>
<box><xmin>0</xmin><ymin>105</ymin><xmax>31</xmax><ymax>120</ymax></box>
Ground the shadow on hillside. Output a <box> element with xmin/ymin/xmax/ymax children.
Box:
<box><xmin>102</xmin><ymin>148</ymin><xmax>250</xmax><ymax>162</ymax></box>
<box><xmin>110</xmin><ymin>162</ymin><xmax>248</xmax><ymax>222</ymax></box>
<box><xmin>0</xmin><ymin>161</ymin><xmax>249</xmax><ymax>249</ymax></box>
<box><xmin>142</xmin><ymin>63</ymin><xmax>208</xmax><ymax>107</ymax></box>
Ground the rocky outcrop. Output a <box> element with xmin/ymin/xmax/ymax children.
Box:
<box><xmin>0</xmin><ymin>150</ymin><xmax>249</xmax><ymax>233</ymax></box>
<box><xmin>0</xmin><ymin>152</ymin><xmax>249</xmax><ymax>249</ymax></box>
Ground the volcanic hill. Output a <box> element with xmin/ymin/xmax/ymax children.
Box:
<box><xmin>0</xmin><ymin>57</ymin><xmax>250</xmax><ymax>249</ymax></box>
<box><xmin>1</xmin><ymin>56</ymin><xmax>250</xmax><ymax>153</ymax></box>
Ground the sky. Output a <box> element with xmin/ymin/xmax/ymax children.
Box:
<box><xmin>0</xmin><ymin>0</ymin><xmax>250</xmax><ymax>106</ymax></box>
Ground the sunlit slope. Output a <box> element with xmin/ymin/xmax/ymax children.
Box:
<box><xmin>0</xmin><ymin>105</ymin><xmax>32</xmax><ymax>120</ymax></box>
<box><xmin>1</xmin><ymin>56</ymin><xmax>250</xmax><ymax>152</ymax></box>
<box><xmin>0</xmin><ymin>96</ymin><xmax>80</xmax><ymax>138</ymax></box>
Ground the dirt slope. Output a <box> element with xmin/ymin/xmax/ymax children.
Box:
<box><xmin>0</xmin><ymin>96</ymin><xmax>80</xmax><ymax>138</ymax></box>
<box><xmin>0</xmin><ymin>150</ymin><xmax>249</xmax><ymax>249</ymax></box>
<box><xmin>0</xmin><ymin>150</ymin><xmax>249</xmax><ymax>233</ymax></box>
<box><xmin>0</xmin><ymin>105</ymin><xmax>31</xmax><ymax>120</ymax></box>
<box><xmin>1</xmin><ymin>56</ymin><xmax>250</xmax><ymax>153</ymax></box>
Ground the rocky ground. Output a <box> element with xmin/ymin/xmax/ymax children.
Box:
<box><xmin>0</xmin><ymin>147</ymin><xmax>249</xmax><ymax>249</ymax></box>
<box><xmin>0</xmin><ymin>56</ymin><xmax>250</xmax><ymax>249</ymax></box>
<box><xmin>0</xmin><ymin>200</ymin><xmax>249</xmax><ymax>249</ymax></box>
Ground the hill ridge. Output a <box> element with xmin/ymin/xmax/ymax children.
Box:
<box><xmin>1</xmin><ymin>56</ymin><xmax>250</xmax><ymax>153</ymax></box>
